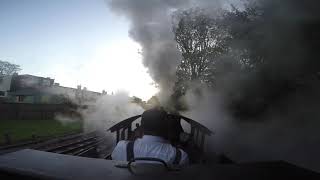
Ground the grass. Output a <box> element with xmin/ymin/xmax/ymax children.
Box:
<box><xmin>0</xmin><ymin>120</ymin><xmax>83</xmax><ymax>145</ymax></box>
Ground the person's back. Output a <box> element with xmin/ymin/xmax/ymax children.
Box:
<box><xmin>111</xmin><ymin>135</ymin><xmax>188</xmax><ymax>165</ymax></box>
<box><xmin>111</xmin><ymin>108</ymin><xmax>189</xmax><ymax>166</ymax></box>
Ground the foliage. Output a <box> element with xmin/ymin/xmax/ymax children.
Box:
<box><xmin>131</xmin><ymin>96</ymin><xmax>148</xmax><ymax>109</ymax></box>
<box><xmin>172</xmin><ymin>7</ymin><xmax>263</xmax><ymax>94</ymax></box>
<box><xmin>173</xmin><ymin>9</ymin><xmax>224</xmax><ymax>94</ymax></box>
<box><xmin>0</xmin><ymin>60</ymin><xmax>21</xmax><ymax>75</ymax></box>
<box><xmin>171</xmin><ymin>6</ymin><xmax>259</xmax><ymax>112</ymax></box>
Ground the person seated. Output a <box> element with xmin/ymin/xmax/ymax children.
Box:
<box><xmin>111</xmin><ymin>108</ymin><xmax>189</xmax><ymax>166</ymax></box>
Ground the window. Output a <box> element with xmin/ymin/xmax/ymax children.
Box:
<box><xmin>18</xmin><ymin>95</ymin><xmax>25</xmax><ymax>102</ymax></box>
<box><xmin>42</xmin><ymin>79</ymin><xmax>51</xmax><ymax>86</ymax></box>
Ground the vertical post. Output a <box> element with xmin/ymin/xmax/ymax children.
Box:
<box><xmin>40</xmin><ymin>111</ymin><xmax>43</xmax><ymax>120</ymax></box>
<box><xmin>121</xmin><ymin>128</ymin><xmax>126</xmax><ymax>140</ymax></box>
<box><xmin>200</xmin><ymin>133</ymin><xmax>205</xmax><ymax>151</ymax></box>
<box><xmin>190</xmin><ymin>125</ymin><xmax>195</xmax><ymax>139</ymax></box>
<box><xmin>195</xmin><ymin>128</ymin><xmax>199</xmax><ymax>146</ymax></box>
<box><xmin>127</xmin><ymin>124</ymin><xmax>132</xmax><ymax>140</ymax></box>
<box><xmin>32</xmin><ymin>134</ymin><xmax>37</xmax><ymax>141</ymax></box>
<box><xmin>15</xmin><ymin>105</ymin><xmax>19</xmax><ymax>120</ymax></box>
<box><xmin>4</xmin><ymin>133</ymin><xmax>11</xmax><ymax>145</ymax></box>
<box><xmin>116</xmin><ymin>130</ymin><xmax>120</xmax><ymax>143</ymax></box>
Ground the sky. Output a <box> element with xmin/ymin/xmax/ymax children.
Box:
<box><xmin>0</xmin><ymin>0</ymin><xmax>158</xmax><ymax>100</ymax></box>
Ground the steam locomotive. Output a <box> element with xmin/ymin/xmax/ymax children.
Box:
<box><xmin>0</xmin><ymin>113</ymin><xmax>319</xmax><ymax>179</ymax></box>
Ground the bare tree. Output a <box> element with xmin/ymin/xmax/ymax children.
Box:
<box><xmin>172</xmin><ymin>2</ymin><xmax>320</xmax><ymax>117</ymax></box>
<box><xmin>172</xmin><ymin>8</ymin><xmax>231</xmax><ymax>95</ymax></box>
<box><xmin>171</xmin><ymin>6</ymin><xmax>269</xmax><ymax>112</ymax></box>
<box><xmin>0</xmin><ymin>60</ymin><xmax>21</xmax><ymax>75</ymax></box>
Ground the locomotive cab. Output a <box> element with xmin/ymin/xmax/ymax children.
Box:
<box><xmin>0</xmin><ymin>114</ymin><xmax>319</xmax><ymax>179</ymax></box>
<box><xmin>107</xmin><ymin>113</ymin><xmax>213</xmax><ymax>165</ymax></box>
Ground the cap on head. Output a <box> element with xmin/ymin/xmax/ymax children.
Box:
<box><xmin>141</xmin><ymin>108</ymin><xmax>168</xmax><ymax>138</ymax></box>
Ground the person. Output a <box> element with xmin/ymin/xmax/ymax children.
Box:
<box><xmin>111</xmin><ymin>108</ymin><xmax>189</xmax><ymax>166</ymax></box>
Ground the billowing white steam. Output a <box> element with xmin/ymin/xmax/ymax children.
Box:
<box><xmin>183</xmin><ymin>82</ymin><xmax>320</xmax><ymax>172</ymax></box>
<box><xmin>80</xmin><ymin>92</ymin><xmax>144</xmax><ymax>132</ymax></box>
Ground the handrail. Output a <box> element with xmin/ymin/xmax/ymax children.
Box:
<box><xmin>108</xmin><ymin>115</ymin><xmax>141</xmax><ymax>132</ymax></box>
<box><xmin>179</xmin><ymin>115</ymin><xmax>213</xmax><ymax>136</ymax></box>
<box><xmin>108</xmin><ymin>114</ymin><xmax>213</xmax><ymax>151</ymax></box>
<box><xmin>108</xmin><ymin>114</ymin><xmax>212</xmax><ymax>135</ymax></box>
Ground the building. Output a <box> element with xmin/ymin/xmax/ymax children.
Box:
<box><xmin>0</xmin><ymin>74</ymin><xmax>101</xmax><ymax>104</ymax></box>
<box><xmin>0</xmin><ymin>75</ymin><xmax>14</xmax><ymax>103</ymax></box>
<box><xmin>0</xmin><ymin>75</ymin><xmax>13</xmax><ymax>97</ymax></box>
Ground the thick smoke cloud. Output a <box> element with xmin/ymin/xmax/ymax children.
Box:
<box><xmin>109</xmin><ymin>0</ymin><xmax>234</xmax><ymax>103</ymax></box>
<box><xmin>184</xmin><ymin>82</ymin><xmax>320</xmax><ymax>171</ymax></box>
<box><xmin>110</xmin><ymin>0</ymin><xmax>184</xmax><ymax>100</ymax></box>
<box><xmin>109</xmin><ymin>0</ymin><xmax>320</xmax><ymax>172</ymax></box>
<box><xmin>54</xmin><ymin>91</ymin><xmax>143</xmax><ymax>131</ymax></box>
<box><xmin>184</xmin><ymin>0</ymin><xmax>320</xmax><ymax>172</ymax></box>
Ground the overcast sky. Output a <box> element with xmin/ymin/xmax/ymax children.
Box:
<box><xmin>0</xmin><ymin>0</ymin><xmax>158</xmax><ymax>100</ymax></box>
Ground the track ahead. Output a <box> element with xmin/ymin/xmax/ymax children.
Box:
<box><xmin>35</xmin><ymin>132</ymin><xmax>103</xmax><ymax>156</ymax></box>
<box><xmin>0</xmin><ymin>132</ymin><xmax>102</xmax><ymax>157</ymax></box>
